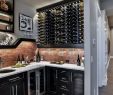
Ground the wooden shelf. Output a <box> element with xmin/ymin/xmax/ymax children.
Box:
<box><xmin>0</xmin><ymin>29</ymin><xmax>13</xmax><ymax>33</ymax></box>
<box><xmin>0</xmin><ymin>0</ymin><xmax>14</xmax><ymax>33</ymax></box>
<box><xmin>0</xmin><ymin>9</ymin><xmax>13</xmax><ymax>15</ymax></box>
<box><xmin>0</xmin><ymin>19</ymin><xmax>13</xmax><ymax>24</ymax></box>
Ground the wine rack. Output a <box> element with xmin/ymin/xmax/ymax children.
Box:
<box><xmin>37</xmin><ymin>0</ymin><xmax>84</xmax><ymax>48</ymax></box>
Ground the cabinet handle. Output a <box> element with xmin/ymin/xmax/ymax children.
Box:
<box><xmin>12</xmin><ymin>86</ymin><xmax>14</xmax><ymax>95</ymax></box>
<box><xmin>61</xmin><ymin>77</ymin><xmax>66</xmax><ymax>80</ymax></box>
<box><xmin>56</xmin><ymin>70</ymin><xmax>58</xmax><ymax>78</ymax></box>
<box><xmin>16</xmin><ymin>85</ymin><xmax>18</xmax><ymax>95</ymax></box>
<box><xmin>71</xmin><ymin>72</ymin><xmax>72</xmax><ymax>82</ymax></box>
<box><xmin>61</xmin><ymin>85</ymin><xmax>66</xmax><ymax>89</ymax></box>
<box><xmin>60</xmin><ymin>87</ymin><xmax>68</xmax><ymax>91</ymax></box>
<box><xmin>60</xmin><ymin>71</ymin><xmax>66</xmax><ymax>73</ymax></box>
<box><xmin>9</xmin><ymin>77</ymin><xmax>22</xmax><ymax>82</ymax></box>
<box><xmin>61</xmin><ymin>93</ymin><xmax>66</xmax><ymax>95</ymax></box>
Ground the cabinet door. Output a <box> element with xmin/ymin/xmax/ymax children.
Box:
<box><xmin>40</xmin><ymin>68</ymin><xmax>45</xmax><ymax>94</ymax></box>
<box><xmin>57</xmin><ymin>68</ymin><xmax>72</xmax><ymax>95</ymax></box>
<box><xmin>10</xmin><ymin>73</ymin><xmax>27</xmax><ymax>95</ymax></box>
<box><xmin>45</xmin><ymin>67</ymin><xmax>57</xmax><ymax>95</ymax></box>
<box><xmin>15</xmin><ymin>79</ymin><xmax>25</xmax><ymax>95</ymax></box>
<box><xmin>27</xmin><ymin>70</ymin><xmax>40</xmax><ymax>95</ymax></box>
<box><xmin>0</xmin><ymin>82</ymin><xmax>11</xmax><ymax>95</ymax></box>
<box><xmin>72</xmin><ymin>71</ymin><xmax>84</xmax><ymax>95</ymax></box>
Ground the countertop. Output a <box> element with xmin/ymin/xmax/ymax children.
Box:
<box><xmin>0</xmin><ymin>61</ymin><xmax>84</xmax><ymax>78</ymax></box>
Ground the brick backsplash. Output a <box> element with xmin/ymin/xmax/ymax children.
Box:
<box><xmin>0</xmin><ymin>41</ymin><xmax>37</xmax><ymax>67</ymax></box>
<box><xmin>37</xmin><ymin>48</ymin><xmax>84</xmax><ymax>64</ymax></box>
<box><xmin>0</xmin><ymin>41</ymin><xmax>84</xmax><ymax>67</ymax></box>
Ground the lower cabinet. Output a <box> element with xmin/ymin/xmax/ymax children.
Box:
<box><xmin>45</xmin><ymin>67</ymin><xmax>57</xmax><ymax>95</ymax></box>
<box><xmin>0</xmin><ymin>67</ymin><xmax>84</xmax><ymax>95</ymax></box>
<box><xmin>0</xmin><ymin>81</ymin><xmax>10</xmax><ymax>95</ymax></box>
<box><xmin>72</xmin><ymin>70</ymin><xmax>84</xmax><ymax>95</ymax></box>
<box><xmin>45</xmin><ymin>66</ymin><xmax>84</xmax><ymax>95</ymax></box>
<box><xmin>27</xmin><ymin>68</ymin><xmax>46</xmax><ymax>95</ymax></box>
<box><xmin>39</xmin><ymin>68</ymin><xmax>45</xmax><ymax>95</ymax></box>
<box><xmin>0</xmin><ymin>73</ymin><xmax>27</xmax><ymax>95</ymax></box>
<box><xmin>27</xmin><ymin>69</ymin><xmax>40</xmax><ymax>95</ymax></box>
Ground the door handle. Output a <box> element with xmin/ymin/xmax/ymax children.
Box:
<box><xmin>71</xmin><ymin>72</ymin><xmax>72</xmax><ymax>82</ymax></box>
<box><xmin>56</xmin><ymin>70</ymin><xmax>58</xmax><ymax>78</ymax></box>
<box><xmin>16</xmin><ymin>85</ymin><xmax>18</xmax><ymax>95</ymax></box>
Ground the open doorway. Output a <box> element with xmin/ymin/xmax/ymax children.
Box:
<box><xmin>99</xmin><ymin>0</ymin><xmax>113</xmax><ymax>95</ymax></box>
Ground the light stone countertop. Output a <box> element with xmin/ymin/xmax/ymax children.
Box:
<box><xmin>0</xmin><ymin>61</ymin><xmax>84</xmax><ymax>78</ymax></box>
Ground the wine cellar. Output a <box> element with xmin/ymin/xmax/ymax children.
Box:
<box><xmin>37</xmin><ymin>0</ymin><xmax>84</xmax><ymax>48</ymax></box>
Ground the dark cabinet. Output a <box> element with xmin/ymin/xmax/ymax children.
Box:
<box><xmin>45</xmin><ymin>67</ymin><xmax>84</xmax><ymax>95</ymax></box>
<box><xmin>0</xmin><ymin>81</ymin><xmax>10</xmax><ymax>95</ymax></box>
<box><xmin>0</xmin><ymin>73</ymin><xmax>27</xmax><ymax>95</ymax></box>
<box><xmin>57</xmin><ymin>68</ymin><xmax>72</xmax><ymax>95</ymax></box>
<box><xmin>72</xmin><ymin>71</ymin><xmax>84</xmax><ymax>95</ymax></box>
<box><xmin>45</xmin><ymin>67</ymin><xmax>57</xmax><ymax>95</ymax></box>
<box><xmin>27</xmin><ymin>69</ymin><xmax>40</xmax><ymax>95</ymax></box>
<box><xmin>39</xmin><ymin>68</ymin><xmax>45</xmax><ymax>94</ymax></box>
<box><xmin>10</xmin><ymin>75</ymin><xmax>26</xmax><ymax>95</ymax></box>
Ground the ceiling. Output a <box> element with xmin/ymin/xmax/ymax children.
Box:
<box><xmin>20</xmin><ymin>0</ymin><xmax>113</xmax><ymax>28</ymax></box>
<box><xmin>20</xmin><ymin>0</ymin><xmax>63</xmax><ymax>9</ymax></box>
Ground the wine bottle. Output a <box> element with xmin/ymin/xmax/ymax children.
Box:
<box><xmin>17</xmin><ymin>55</ymin><xmax>21</xmax><ymax>63</ymax></box>
<box><xmin>77</xmin><ymin>54</ymin><xmax>81</xmax><ymax>66</ymax></box>
<box><xmin>21</xmin><ymin>55</ymin><xmax>25</xmax><ymax>64</ymax></box>
<box><xmin>36</xmin><ymin>50</ymin><xmax>41</xmax><ymax>62</ymax></box>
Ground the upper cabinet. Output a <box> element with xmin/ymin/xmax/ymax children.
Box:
<box><xmin>0</xmin><ymin>0</ymin><xmax>14</xmax><ymax>33</ymax></box>
<box><xmin>36</xmin><ymin>0</ymin><xmax>84</xmax><ymax>48</ymax></box>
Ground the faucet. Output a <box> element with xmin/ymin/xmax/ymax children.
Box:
<box><xmin>0</xmin><ymin>57</ymin><xmax>3</xmax><ymax>69</ymax></box>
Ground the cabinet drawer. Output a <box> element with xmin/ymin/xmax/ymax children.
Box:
<box><xmin>9</xmin><ymin>73</ymin><xmax>24</xmax><ymax>82</ymax></box>
<box><xmin>57</xmin><ymin>69</ymin><xmax>71</xmax><ymax>82</ymax></box>
<box><xmin>57</xmin><ymin>81</ymin><xmax>71</xmax><ymax>91</ymax></box>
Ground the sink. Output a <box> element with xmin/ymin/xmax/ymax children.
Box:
<box><xmin>0</xmin><ymin>69</ymin><xmax>16</xmax><ymax>73</ymax></box>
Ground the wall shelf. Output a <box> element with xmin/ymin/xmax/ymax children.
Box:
<box><xmin>0</xmin><ymin>29</ymin><xmax>13</xmax><ymax>33</ymax></box>
<box><xmin>0</xmin><ymin>19</ymin><xmax>13</xmax><ymax>24</ymax></box>
<box><xmin>0</xmin><ymin>9</ymin><xmax>13</xmax><ymax>15</ymax></box>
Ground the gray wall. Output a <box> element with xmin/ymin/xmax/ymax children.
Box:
<box><xmin>84</xmin><ymin>0</ymin><xmax>99</xmax><ymax>95</ymax></box>
<box><xmin>14</xmin><ymin>0</ymin><xmax>36</xmax><ymax>39</ymax></box>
